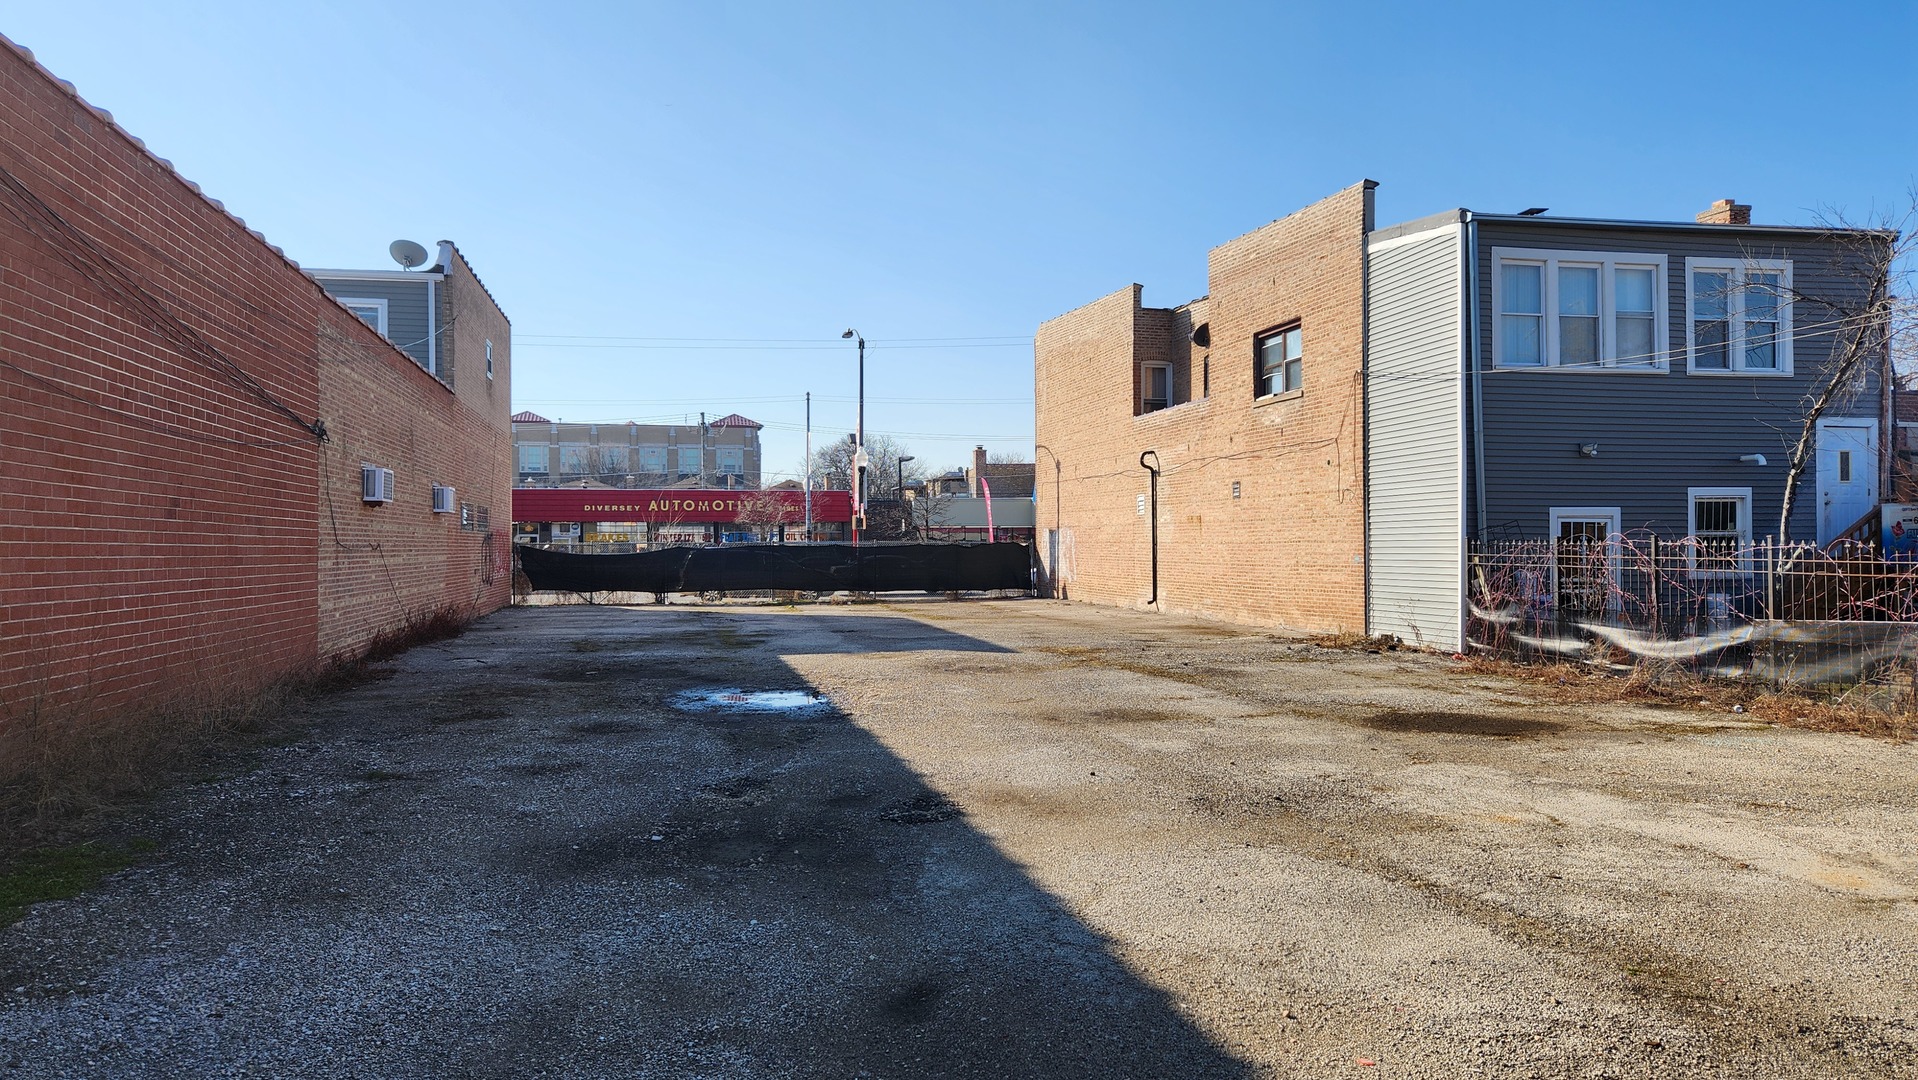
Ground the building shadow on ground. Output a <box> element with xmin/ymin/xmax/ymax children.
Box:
<box><xmin>0</xmin><ymin>604</ymin><xmax>1251</xmax><ymax>1079</ymax></box>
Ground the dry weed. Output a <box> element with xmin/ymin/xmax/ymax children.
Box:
<box><xmin>1461</xmin><ymin>654</ymin><xmax>1915</xmax><ymax>741</ymax></box>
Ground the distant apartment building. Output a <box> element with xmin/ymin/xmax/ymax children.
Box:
<box><xmin>511</xmin><ymin>412</ymin><xmax>763</xmax><ymax>489</ymax></box>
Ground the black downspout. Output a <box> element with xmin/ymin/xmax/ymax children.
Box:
<box><xmin>1140</xmin><ymin>450</ymin><xmax>1160</xmax><ymax>607</ymax></box>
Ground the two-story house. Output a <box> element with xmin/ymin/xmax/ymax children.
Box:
<box><xmin>1034</xmin><ymin>183</ymin><xmax>1891</xmax><ymax>650</ymax></box>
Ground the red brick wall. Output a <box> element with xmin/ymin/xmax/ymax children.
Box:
<box><xmin>1035</xmin><ymin>183</ymin><xmax>1373</xmax><ymax>633</ymax></box>
<box><xmin>0</xmin><ymin>37</ymin><xmax>509</xmax><ymax>727</ymax></box>
<box><xmin>315</xmin><ymin>303</ymin><xmax>512</xmax><ymax>660</ymax></box>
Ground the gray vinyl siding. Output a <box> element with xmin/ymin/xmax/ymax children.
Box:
<box><xmin>1365</xmin><ymin>224</ymin><xmax>1465</xmax><ymax>650</ymax></box>
<box><xmin>313</xmin><ymin>276</ymin><xmax>434</xmax><ymax>373</ymax></box>
<box><xmin>1469</xmin><ymin>219</ymin><xmax>1885</xmax><ymax>544</ymax></box>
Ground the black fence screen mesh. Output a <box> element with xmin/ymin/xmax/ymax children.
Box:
<box><xmin>518</xmin><ymin>543</ymin><xmax>1032</xmax><ymax>595</ymax></box>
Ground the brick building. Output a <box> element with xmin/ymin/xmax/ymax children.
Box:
<box><xmin>1038</xmin><ymin>182</ymin><xmax>1890</xmax><ymax>646</ymax></box>
<box><xmin>0</xmin><ymin>36</ymin><xmax>512</xmax><ymax>731</ymax></box>
<box><xmin>1035</xmin><ymin>182</ymin><xmax>1372</xmax><ymax>632</ymax></box>
<box><xmin>512</xmin><ymin>411</ymin><xmax>763</xmax><ymax>489</ymax></box>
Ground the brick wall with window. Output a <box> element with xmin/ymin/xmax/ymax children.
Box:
<box><xmin>1034</xmin><ymin>182</ymin><xmax>1372</xmax><ymax>632</ymax></box>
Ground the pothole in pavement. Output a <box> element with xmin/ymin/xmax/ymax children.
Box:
<box><xmin>1362</xmin><ymin>710</ymin><xmax>1562</xmax><ymax>737</ymax></box>
<box><xmin>672</xmin><ymin>688</ymin><xmax>834</xmax><ymax>716</ymax></box>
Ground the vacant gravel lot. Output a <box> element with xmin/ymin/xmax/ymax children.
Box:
<box><xmin>2</xmin><ymin>599</ymin><xmax>1915</xmax><ymax>1078</ymax></box>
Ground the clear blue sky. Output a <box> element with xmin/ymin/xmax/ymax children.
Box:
<box><xmin>9</xmin><ymin>1</ymin><xmax>1916</xmax><ymax>479</ymax></box>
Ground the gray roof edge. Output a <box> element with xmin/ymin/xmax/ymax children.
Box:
<box><xmin>1369</xmin><ymin>209</ymin><xmax>1467</xmax><ymax>244</ymax></box>
<box><xmin>1464</xmin><ymin>211</ymin><xmax>1896</xmax><ymax>238</ymax></box>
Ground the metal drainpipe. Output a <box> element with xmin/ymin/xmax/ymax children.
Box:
<box><xmin>1139</xmin><ymin>450</ymin><xmax>1161</xmax><ymax>607</ymax></box>
<box><xmin>1464</xmin><ymin>213</ymin><xmax>1488</xmax><ymax>539</ymax></box>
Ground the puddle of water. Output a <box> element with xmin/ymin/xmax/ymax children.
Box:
<box><xmin>673</xmin><ymin>688</ymin><xmax>832</xmax><ymax>716</ymax></box>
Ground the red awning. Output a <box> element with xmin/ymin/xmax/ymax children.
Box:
<box><xmin>513</xmin><ymin>488</ymin><xmax>852</xmax><ymax>524</ymax></box>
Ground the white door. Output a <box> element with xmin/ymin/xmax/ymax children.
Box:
<box><xmin>1815</xmin><ymin>418</ymin><xmax>1879</xmax><ymax>545</ymax></box>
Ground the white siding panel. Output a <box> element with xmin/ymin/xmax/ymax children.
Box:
<box><xmin>1366</xmin><ymin>226</ymin><xmax>1464</xmax><ymax>649</ymax></box>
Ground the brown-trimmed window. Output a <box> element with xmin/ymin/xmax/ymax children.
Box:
<box><xmin>1256</xmin><ymin>324</ymin><xmax>1302</xmax><ymax>397</ymax></box>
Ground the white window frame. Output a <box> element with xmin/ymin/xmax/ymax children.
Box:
<box><xmin>1548</xmin><ymin>507</ymin><xmax>1623</xmax><ymax>611</ymax></box>
<box><xmin>1491</xmin><ymin>249</ymin><xmax>1669</xmax><ymax>371</ymax></box>
<box><xmin>485</xmin><ymin>339</ymin><xmax>495</xmax><ymax>379</ymax></box>
<box><xmin>339</xmin><ymin>297</ymin><xmax>388</xmax><ymax>336</ymax></box>
<box><xmin>1683</xmin><ymin>257</ymin><xmax>1793</xmax><ymax>376</ymax></box>
<box><xmin>516</xmin><ymin>444</ymin><xmax>548</xmax><ymax>475</ymax></box>
<box><xmin>557</xmin><ymin>443</ymin><xmax>594</xmax><ymax>475</ymax></box>
<box><xmin>1140</xmin><ymin>362</ymin><xmax>1171</xmax><ymax>412</ymax></box>
<box><xmin>1686</xmin><ymin>486</ymin><xmax>1754</xmax><ymax>576</ymax></box>
<box><xmin>1254</xmin><ymin>324</ymin><xmax>1303</xmax><ymax>398</ymax></box>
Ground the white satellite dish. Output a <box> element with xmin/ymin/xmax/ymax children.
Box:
<box><xmin>389</xmin><ymin>239</ymin><xmax>430</xmax><ymax>270</ymax></box>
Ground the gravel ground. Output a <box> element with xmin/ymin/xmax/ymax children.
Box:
<box><xmin>2</xmin><ymin>598</ymin><xmax>1914</xmax><ymax>1078</ymax></box>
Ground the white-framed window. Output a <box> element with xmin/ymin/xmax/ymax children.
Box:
<box><xmin>1687</xmin><ymin>487</ymin><xmax>1754</xmax><ymax>575</ymax></box>
<box><xmin>516</xmin><ymin>444</ymin><xmax>547</xmax><ymax>475</ymax></box>
<box><xmin>339</xmin><ymin>297</ymin><xmax>388</xmax><ymax>336</ymax></box>
<box><xmin>1548</xmin><ymin>507</ymin><xmax>1622</xmax><ymax>614</ymax></box>
<box><xmin>1256</xmin><ymin>324</ymin><xmax>1302</xmax><ymax>397</ymax></box>
<box><xmin>1491</xmin><ymin>249</ymin><xmax>1669</xmax><ymax>370</ymax></box>
<box><xmin>676</xmin><ymin>446</ymin><xmax>703</xmax><ymax>478</ymax></box>
<box><xmin>1141</xmin><ymin>362</ymin><xmax>1171</xmax><ymax>412</ymax></box>
<box><xmin>637</xmin><ymin>446</ymin><xmax>669</xmax><ymax>475</ymax></box>
<box><xmin>558</xmin><ymin>444</ymin><xmax>594</xmax><ymax>474</ymax></box>
<box><xmin>485</xmin><ymin>339</ymin><xmax>495</xmax><ymax>379</ymax></box>
<box><xmin>1685</xmin><ymin>258</ymin><xmax>1792</xmax><ymax>375</ymax></box>
<box><xmin>596</xmin><ymin>445</ymin><xmax>627</xmax><ymax>472</ymax></box>
<box><xmin>715</xmin><ymin>446</ymin><xmax>745</xmax><ymax>479</ymax></box>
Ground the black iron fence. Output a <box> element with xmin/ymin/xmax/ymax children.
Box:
<box><xmin>1468</xmin><ymin>535</ymin><xmax>1918</xmax><ymax>686</ymax></box>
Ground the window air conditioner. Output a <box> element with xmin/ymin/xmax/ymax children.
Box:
<box><xmin>362</xmin><ymin>464</ymin><xmax>394</xmax><ymax>504</ymax></box>
<box><xmin>432</xmin><ymin>484</ymin><xmax>456</xmax><ymax>514</ymax></box>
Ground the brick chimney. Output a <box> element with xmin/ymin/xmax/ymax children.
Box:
<box><xmin>1696</xmin><ymin>199</ymin><xmax>1752</xmax><ymax>225</ymax></box>
<box><xmin>971</xmin><ymin>444</ymin><xmax>988</xmax><ymax>497</ymax></box>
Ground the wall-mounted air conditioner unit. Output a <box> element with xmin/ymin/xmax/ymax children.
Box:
<box><xmin>361</xmin><ymin>464</ymin><xmax>395</xmax><ymax>504</ymax></box>
<box><xmin>432</xmin><ymin>484</ymin><xmax>456</xmax><ymax>514</ymax></box>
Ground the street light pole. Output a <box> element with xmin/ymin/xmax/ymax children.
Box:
<box><xmin>841</xmin><ymin>328</ymin><xmax>865</xmax><ymax>544</ymax></box>
<box><xmin>803</xmin><ymin>391</ymin><xmax>812</xmax><ymax>542</ymax></box>
<box><xmin>897</xmin><ymin>454</ymin><xmax>916</xmax><ymax>542</ymax></box>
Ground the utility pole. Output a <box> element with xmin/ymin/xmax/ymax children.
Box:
<box><xmin>804</xmin><ymin>391</ymin><xmax>812</xmax><ymax>541</ymax></box>
<box><xmin>842</xmin><ymin>329</ymin><xmax>867</xmax><ymax>544</ymax></box>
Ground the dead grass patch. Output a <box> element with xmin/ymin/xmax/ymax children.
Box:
<box><xmin>1461</xmin><ymin>655</ymin><xmax>1916</xmax><ymax>741</ymax></box>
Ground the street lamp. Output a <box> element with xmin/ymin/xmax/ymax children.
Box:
<box><xmin>842</xmin><ymin>328</ymin><xmax>865</xmax><ymax>543</ymax></box>
<box><xmin>896</xmin><ymin>455</ymin><xmax>914</xmax><ymax>499</ymax></box>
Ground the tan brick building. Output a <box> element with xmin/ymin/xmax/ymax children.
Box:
<box><xmin>511</xmin><ymin>412</ymin><xmax>763</xmax><ymax>489</ymax></box>
<box><xmin>1035</xmin><ymin>182</ymin><xmax>1374</xmax><ymax>632</ymax></box>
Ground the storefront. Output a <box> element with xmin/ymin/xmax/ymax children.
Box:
<box><xmin>512</xmin><ymin>488</ymin><xmax>854</xmax><ymax>547</ymax></box>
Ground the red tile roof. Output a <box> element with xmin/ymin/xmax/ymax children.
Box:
<box><xmin>710</xmin><ymin>413</ymin><xmax>762</xmax><ymax>429</ymax></box>
<box><xmin>511</xmin><ymin>411</ymin><xmax>549</xmax><ymax>424</ymax></box>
